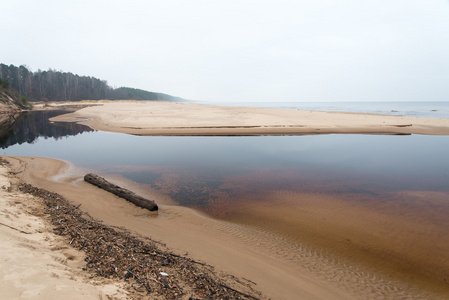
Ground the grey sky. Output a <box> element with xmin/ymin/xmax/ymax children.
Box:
<box><xmin>2</xmin><ymin>0</ymin><xmax>449</xmax><ymax>102</ymax></box>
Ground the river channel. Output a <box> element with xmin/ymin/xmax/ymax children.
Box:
<box><xmin>2</xmin><ymin>110</ymin><xmax>449</xmax><ymax>297</ymax></box>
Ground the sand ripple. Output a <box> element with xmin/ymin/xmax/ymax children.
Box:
<box><xmin>212</xmin><ymin>189</ymin><xmax>449</xmax><ymax>299</ymax></box>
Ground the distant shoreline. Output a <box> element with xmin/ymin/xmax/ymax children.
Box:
<box><xmin>48</xmin><ymin>100</ymin><xmax>449</xmax><ymax>136</ymax></box>
<box><xmin>197</xmin><ymin>101</ymin><xmax>449</xmax><ymax>119</ymax></box>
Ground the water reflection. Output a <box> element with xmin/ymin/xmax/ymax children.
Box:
<box><xmin>0</xmin><ymin>110</ymin><xmax>94</xmax><ymax>149</ymax></box>
<box><xmin>68</xmin><ymin>134</ymin><xmax>448</xmax><ymax>212</ymax></box>
<box><xmin>3</xmin><ymin>112</ymin><xmax>449</xmax><ymax>294</ymax></box>
<box><xmin>2</xmin><ymin>115</ymin><xmax>448</xmax><ymax>213</ymax></box>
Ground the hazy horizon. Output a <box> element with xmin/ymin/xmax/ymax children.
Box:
<box><xmin>2</xmin><ymin>1</ymin><xmax>449</xmax><ymax>103</ymax></box>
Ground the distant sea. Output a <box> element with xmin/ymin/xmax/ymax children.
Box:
<box><xmin>199</xmin><ymin>101</ymin><xmax>449</xmax><ymax>119</ymax></box>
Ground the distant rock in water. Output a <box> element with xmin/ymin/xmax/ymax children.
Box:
<box><xmin>84</xmin><ymin>173</ymin><xmax>158</xmax><ymax>211</ymax></box>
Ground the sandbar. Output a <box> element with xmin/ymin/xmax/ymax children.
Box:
<box><xmin>50</xmin><ymin>101</ymin><xmax>449</xmax><ymax>135</ymax></box>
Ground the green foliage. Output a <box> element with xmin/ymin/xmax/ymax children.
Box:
<box><xmin>108</xmin><ymin>87</ymin><xmax>182</xmax><ymax>101</ymax></box>
<box><xmin>0</xmin><ymin>78</ymin><xmax>9</xmax><ymax>89</ymax></box>
<box><xmin>0</xmin><ymin>63</ymin><xmax>183</xmax><ymax>102</ymax></box>
<box><xmin>21</xmin><ymin>96</ymin><xmax>32</xmax><ymax>109</ymax></box>
<box><xmin>0</xmin><ymin>72</ymin><xmax>33</xmax><ymax>109</ymax></box>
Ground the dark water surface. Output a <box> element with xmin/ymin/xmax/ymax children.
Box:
<box><xmin>0</xmin><ymin>110</ymin><xmax>94</xmax><ymax>149</ymax></box>
<box><xmin>3</xmin><ymin>110</ymin><xmax>449</xmax><ymax>296</ymax></box>
<box><xmin>2</xmin><ymin>111</ymin><xmax>448</xmax><ymax>213</ymax></box>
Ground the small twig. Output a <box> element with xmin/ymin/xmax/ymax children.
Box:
<box><xmin>110</xmin><ymin>263</ymin><xmax>121</xmax><ymax>278</ymax></box>
<box><xmin>148</xmin><ymin>252</ymin><xmax>165</xmax><ymax>258</ymax></box>
<box><xmin>127</xmin><ymin>268</ymin><xmax>152</xmax><ymax>293</ymax></box>
<box><xmin>219</xmin><ymin>283</ymin><xmax>260</xmax><ymax>300</ymax></box>
<box><xmin>0</xmin><ymin>222</ymin><xmax>30</xmax><ymax>234</ymax></box>
<box><xmin>148</xmin><ymin>276</ymin><xmax>160</xmax><ymax>284</ymax></box>
<box><xmin>169</xmin><ymin>253</ymin><xmax>207</xmax><ymax>266</ymax></box>
<box><xmin>66</xmin><ymin>203</ymin><xmax>81</xmax><ymax>214</ymax></box>
<box><xmin>243</xmin><ymin>277</ymin><xmax>258</xmax><ymax>285</ymax></box>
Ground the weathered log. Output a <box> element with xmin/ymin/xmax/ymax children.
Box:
<box><xmin>84</xmin><ymin>173</ymin><xmax>158</xmax><ymax>211</ymax></box>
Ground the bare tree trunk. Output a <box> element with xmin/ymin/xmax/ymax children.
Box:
<box><xmin>84</xmin><ymin>174</ymin><xmax>158</xmax><ymax>211</ymax></box>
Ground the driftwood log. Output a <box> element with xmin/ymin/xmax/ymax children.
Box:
<box><xmin>84</xmin><ymin>173</ymin><xmax>158</xmax><ymax>211</ymax></box>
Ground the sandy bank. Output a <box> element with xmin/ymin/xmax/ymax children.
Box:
<box><xmin>50</xmin><ymin>101</ymin><xmax>449</xmax><ymax>136</ymax></box>
<box><xmin>2</xmin><ymin>156</ymin><xmax>351</xmax><ymax>300</ymax></box>
<box><xmin>4</xmin><ymin>156</ymin><xmax>448</xmax><ymax>299</ymax></box>
<box><xmin>0</xmin><ymin>159</ymin><xmax>128</xmax><ymax>299</ymax></box>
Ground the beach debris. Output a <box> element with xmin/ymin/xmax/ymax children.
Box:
<box><xmin>17</xmin><ymin>182</ymin><xmax>262</xmax><ymax>300</ymax></box>
<box><xmin>83</xmin><ymin>173</ymin><xmax>158</xmax><ymax>211</ymax></box>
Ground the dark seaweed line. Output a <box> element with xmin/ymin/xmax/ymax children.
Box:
<box><xmin>17</xmin><ymin>182</ymin><xmax>262</xmax><ymax>300</ymax></box>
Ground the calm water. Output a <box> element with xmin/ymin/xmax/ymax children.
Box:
<box><xmin>1</xmin><ymin>110</ymin><xmax>448</xmax><ymax>213</ymax></box>
<box><xmin>3</xmin><ymin>107</ymin><xmax>449</xmax><ymax>296</ymax></box>
<box><xmin>202</xmin><ymin>101</ymin><xmax>449</xmax><ymax>119</ymax></box>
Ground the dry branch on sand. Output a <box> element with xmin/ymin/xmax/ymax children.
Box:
<box><xmin>84</xmin><ymin>173</ymin><xmax>158</xmax><ymax>211</ymax></box>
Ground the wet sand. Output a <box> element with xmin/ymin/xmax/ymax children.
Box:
<box><xmin>224</xmin><ymin>190</ymin><xmax>449</xmax><ymax>297</ymax></box>
<box><xmin>152</xmin><ymin>165</ymin><xmax>449</xmax><ymax>298</ymax></box>
<box><xmin>4</xmin><ymin>156</ymin><xmax>449</xmax><ymax>299</ymax></box>
<box><xmin>4</xmin><ymin>156</ymin><xmax>350</xmax><ymax>299</ymax></box>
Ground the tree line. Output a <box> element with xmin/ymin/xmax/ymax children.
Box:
<box><xmin>0</xmin><ymin>63</ymin><xmax>182</xmax><ymax>102</ymax></box>
<box><xmin>0</xmin><ymin>77</ymin><xmax>31</xmax><ymax>110</ymax></box>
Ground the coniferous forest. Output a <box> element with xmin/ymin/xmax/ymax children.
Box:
<box><xmin>0</xmin><ymin>63</ymin><xmax>183</xmax><ymax>102</ymax></box>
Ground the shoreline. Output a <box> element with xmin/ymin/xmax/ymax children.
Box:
<box><xmin>49</xmin><ymin>101</ymin><xmax>449</xmax><ymax>136</ymax></box>
<box><xmin>2</xmin><ymin>156</ymin><xmax>352</xmax><ymax>299</ymax></box>
<box><xmin>4</xmin><ymin>101</ymin><xmax>449</xmax><ymax>298</ymax></box>
<box><xmin>3</xmin><ymin>155</ymin><xmax>449</xmax><ymax>299</ymax></box>
<box><xmin>0</xmin><ymin>158</ymin><xmax>129</xmax><ymax>299</ymax></box>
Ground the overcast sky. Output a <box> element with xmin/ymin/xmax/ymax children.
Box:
<box><xmin>2</xmin><ymin>0</ymin><xmax>449</xmax><ymax>102</ymax></box>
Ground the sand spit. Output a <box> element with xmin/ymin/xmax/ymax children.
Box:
<box><xmin>50</xmin><ymin>101</ymin><xmax>449</xmax><ymax>136</ymax></box>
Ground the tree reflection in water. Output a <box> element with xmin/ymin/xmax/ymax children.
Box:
<box><xmin>0</xmin><ymin>110</ymin><xmax>94</xmax><ymax>149</ymax></box>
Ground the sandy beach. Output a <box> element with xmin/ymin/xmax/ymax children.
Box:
<box><xmin>2</xmin><ymin>101</ymin><xmax>449</xmax><ymax>299</ymax></box>
<box><xmin>0</xmin><ymin>158</ymin><xmax>129</xmax><ymax>299</ymax></box>
<box><xmin>50</xmin><ymin>101</ymin><xmax>449</xmax><ymax>136</ymax></box>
